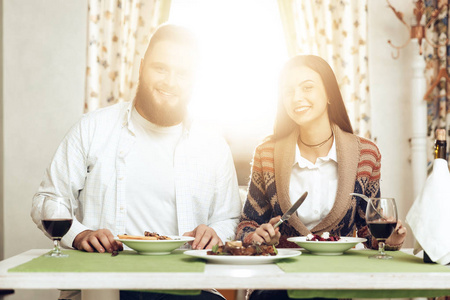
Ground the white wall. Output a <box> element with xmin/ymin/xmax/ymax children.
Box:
<box><xmin>0</xmin><ymin>0</ymin><xmax>4</xmax><ymax>264</ymax></box>
<box><xmin>3</xmin><ymin>0</ymin><xmax>87</xmax><ymax>299</ymax></box>
<box><xmin>368</xmin><ymin>0</ymin><xmax>415</xmax><ymax>248</ymax></box>
<box><xmin>1</xmin><ymin>0</ymin><xmax>418</xmax><ymax>299</ymax></box>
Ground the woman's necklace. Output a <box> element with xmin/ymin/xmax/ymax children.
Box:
<box><xmin>299</xmin><ymin>131</ymin><xmax>333</xmax><ymax>148</ymax></box>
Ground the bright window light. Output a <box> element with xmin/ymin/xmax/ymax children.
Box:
<box><xmin>169</xmin><ymin>0</ymin><xmax>288</xmax><ymax>141</ymax></box>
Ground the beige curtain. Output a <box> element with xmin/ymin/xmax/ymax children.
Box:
<box><xmin>277</xmin><ymin>0</ymin><xmax>371</xmax><ymax>138</ymax></box>
<box><xmin>423</xmin><ymin>1</ymin><xmax>449</xmax><ymax>167</ymax></box>
<box><xmin>85</xmin><ymin>0</ymin><xmax>171</xmax><ymax>112</ymax></box>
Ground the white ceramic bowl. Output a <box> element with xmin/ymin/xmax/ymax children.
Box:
<box><xmin>287</xmin><ymin>236</ymin><xmax>367</xmax><ymax>255</ymax></box>
<box><xmin>116</xmin><ymin>236</ymin><xmax>195</xmax><ymax>255</ymax></box>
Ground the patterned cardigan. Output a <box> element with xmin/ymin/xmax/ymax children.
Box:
<box><xmin>236</xmin><ymin>125</ymin><xmax>401</xmax><ymax>250</ymax></box>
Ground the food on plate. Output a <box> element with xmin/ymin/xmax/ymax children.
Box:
<box><xmin>306</xmin><ymin>232</ymin><xmax>340</xmax><ymax>241</ymax></box>
<box><xmin>207</xmin><ymin>240</ymin><xmax>278</xmax><ymax>256</ymax></box>
<box><xmin>144</xmin><ymin>231</ymin><xmax>172</xmax><ymax>240</ymax></box>
<box><xmin>117</xmin><ymin>231</ymin><xmax>172</xmax><ymax>240</ymax></box>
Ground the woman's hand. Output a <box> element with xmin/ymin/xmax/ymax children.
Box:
<box><xmin>386</xmin><ymin>220</ymin><xmax>407</xmax><ymax>246</ymax></box>
<box><xmin>251</xmin><ymin>216</ymin><xmax>281</xmax><ymax>245</ymax></box>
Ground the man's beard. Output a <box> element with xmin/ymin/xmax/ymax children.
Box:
<box><xmin>134</xmin><ymin>81</ymin><xmax>188</xmax><ymax>127</ymax></box>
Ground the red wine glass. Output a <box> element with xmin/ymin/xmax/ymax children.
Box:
<box><xmin>41</xmin><ymin>196</ymin><xmax>73</xmax><ymax>257</ymax></box>
<box><xmin>365</xmin><ymin>197</ymin><xmax>398</xmax><ymax>259</ymax></box>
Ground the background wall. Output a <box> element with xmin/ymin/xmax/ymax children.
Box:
<box><xmin>0</xmin><ymin>0</ymin><xmax>4</xmax><ymax>264</ymax></box>
<box><xmin>368</xmin><ymin>0</ymin><xmax>416</xmax><ymax>248</ymax></box>
<box><xmin>2</xmin><ymin>0</ymin><xmax>87</xmax><ymax>299</ymax></box>
<box><xmin>1</xmin><ymin>0</ymin><xmax>416</xmax><ymax>299</ymax></box>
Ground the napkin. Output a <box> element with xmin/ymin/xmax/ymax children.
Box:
<box><xmin>406</xmin><ymin>158</ymin><xmax>450</xmax><ymax>265</ymax></box>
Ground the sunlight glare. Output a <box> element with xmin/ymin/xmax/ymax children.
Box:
<box><xmin>169</xmin><ymin>0</ymin><xmax>288</xmax><ymax>138</ymax></box>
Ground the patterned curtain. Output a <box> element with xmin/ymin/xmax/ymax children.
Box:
<box><xmin>424</xmin><ymin>0</ymin><xmax>450</xmax><ymax>167</ymax></box>
<box><xmin>85</xmin><ymin>0</ymin><xmax>171</xmax><ymax>112</ymax></box>
<box><xmin>277</xmin><ymin>0</ymin><xmax>371</xmax><ymax>138</ymax></box>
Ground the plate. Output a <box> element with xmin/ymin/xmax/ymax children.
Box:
<box><xmin>183</xmin><ymin>249</ymin><xmax>301</xmax><ymax>264</ymax></box>
<box><xmin>287</xmin><ymin>236</ymin><xmax>366</xmax><ymax>255</ymax></box>
<box><xmin>115</xmin><ymin>236</ymin><xmax>195</xmax><ymax>255</ymax></box>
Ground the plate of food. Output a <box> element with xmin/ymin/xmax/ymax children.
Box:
<box><xmin>184</xmin><ymin>241</ymin><xmax>301</xmax><ymax>264</ymax></box>
<box><xmin>115</xmin><ymin>232</ymin><xmax>195</xmax><ymax>255</ymax></box>
<box><xmin>287</xmin><ymin>232</ymin><xmax>366</xmax><ymax>256</ymax></box>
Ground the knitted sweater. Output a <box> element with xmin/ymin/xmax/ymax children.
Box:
<box><xmin>236</xmin><ymin>124</ymin><xmax>398</xmax><ymax>250</ymax></box>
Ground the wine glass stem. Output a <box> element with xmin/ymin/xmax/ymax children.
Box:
<box><xmin>53</xmin><ymin>239</ymin><xmax>61</xmax><ymax>255</ymax></box>
<box><xmin>378</xmin><ymin>241</ymin><xmax>386</xmax><ymax>256</ymax></box>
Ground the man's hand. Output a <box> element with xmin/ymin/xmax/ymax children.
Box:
<box><xmin>386</xmin><ymin>220</ymin><xmax>407</xmax><ymax>246</ymax></box>
<box><xmin>251</xmin><ymin>216</ymin><xmax>281</xmax><ymax>245</ymax></box>
<box><xmin>73</xmin><ymin>229</ymin><xmax>123</xmax><ymax>253</ymax></box>
<box><xmin>183</xmin><ymin>224</ymin><xmax>222</xmax><ymax>250</ymax></box>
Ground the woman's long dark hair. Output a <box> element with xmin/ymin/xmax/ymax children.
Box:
<box><xmin>273</xmin><ymin>55</ymin><xmax>353</xmax><ymax>139</ymax></box>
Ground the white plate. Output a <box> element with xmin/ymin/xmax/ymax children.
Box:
<box><xmin>115</xmin><ymin>236</ymin><xmax>195</xmax><ymax>255</ymax></box>
<box><xmin>183</xmin><ymin>249</ymin><xmax>301</xmax><ymax>264</ymax></box>
<box><xmin>287</xmin><ymin>236</ymin><xmax>366</xmax><ymax>255</ymax></box>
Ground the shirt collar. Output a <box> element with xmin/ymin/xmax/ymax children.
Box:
<box><xmin>131</xmin><ymin>106</ymin><xmax>183</xmax><ymax>133</ymax></box>
<box><xmin>123</xmin><ymin>98</ymin><xmax>192</xmax><ymax>135</ymax></box>
<box><xmin>126</xmin><ymin>99</ymin><xmax>134</xmax><ymax>124</ymax></box>
<box><xmin>294</xmin><ymin>136</ymin><xmax>337</xmax><ymax>168</ymax></box>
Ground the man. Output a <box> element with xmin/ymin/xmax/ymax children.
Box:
<box><xmin>31</xmin><ymin>24</ymin><xmax>241</xmax><ymax>300</ymax></box>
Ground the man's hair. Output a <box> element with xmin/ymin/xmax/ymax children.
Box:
<box><xmin>273</xmin><ymin>55</ymin><xmax>353</xmax><ymax>139</ymax></box>
<box><xmin>144</xmin><ymin>24</ymin><xmax>199</xmax><ymax>60</ymax></box>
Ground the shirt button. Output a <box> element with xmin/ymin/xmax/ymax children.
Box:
<box><xmin>119</xmin><ymin>150</ymin><xmax>124</xmax><ymax>155</ymax></box>
<box><xmin>120</xmin><ymin>206</ymin><xmax>124</xmax><ymax>211</ymax></box>
<box><xmin>118</xmin><ymin>177</ymin><xmax>124</xmax><ymax>180</ymax></box>
<box><xmin>314</xmin><ymin>210</ymin><xmax>319</xmax><ymax>214</ymax></box>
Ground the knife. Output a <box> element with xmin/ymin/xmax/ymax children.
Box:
<box><xmin>273</xmin><ymin>191</ymin><xmax>308</xmax><ymax>229</ymax></box>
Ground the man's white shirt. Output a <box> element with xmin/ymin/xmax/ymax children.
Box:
<box><xmin>31</xmin><ymin>101</ymin><xmax>241</xmax><ymax>247</ymax></box>
<box><xmin>125</xmin><ymin>107</ymin><xmax>182</xmax><ymax>236</ymax></box>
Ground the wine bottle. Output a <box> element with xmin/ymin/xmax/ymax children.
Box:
<box><xmin>434</xmin><ymin>128</ymin><xmax>447</xmax><ymax>160</ymax></box>
<box><xmin>424</xmin><ymin>128</ymin><xmax>447</xmax><ymax>263</ymax></box>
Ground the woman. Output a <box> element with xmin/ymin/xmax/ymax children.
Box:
<box><xmin>236</xmin><ymin>55</ymin><xmax>407</xmax><ymax>299</ymax></box>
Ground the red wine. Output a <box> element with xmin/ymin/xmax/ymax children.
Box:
<box><xmin>367</xmin><ymin>221</ymin><xmax>397</xmax><ymax>240</ymax></box>
<box><xmin>42</xmin><ymin>219</ymin><xmax>73</xmax><ymax>239</ymax></box>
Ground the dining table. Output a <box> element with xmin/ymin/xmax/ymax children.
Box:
<box><xmin>0</xmin><ymin>247</ymin><xmax>449</xmax><ymax>299</ymax></box>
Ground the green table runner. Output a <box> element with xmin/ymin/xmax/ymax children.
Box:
<box><xmin>9</xmin><ymin>250</ymin><xmax>204</xmax><ymax>273</ymax></box>
<box><xmin>9</xmin><ymin>250</ymin><xmax>204</xmax><ymax>295</ymax></box>
<box><xmin>276</xmin><ymin>250</ymin><xmax>450</xmax><ymax>299</ymax></box>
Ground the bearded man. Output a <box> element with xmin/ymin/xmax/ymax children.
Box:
<box><xmin>31</xmin><ymin>25</ymin><xmax>241</xmax><ymax>299</ymax></box>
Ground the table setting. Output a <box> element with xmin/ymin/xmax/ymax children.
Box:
<box><xmin>2</xmin><ymin>192</ymin><xmax>450</xmax><ymax>298</ymax></box>
<box><xmin>5</xmin><ymin>245</ymin><xmax>450</xmax><ymax>298</ymax></box>
<box><xmin>0</xmin><ymin>193</ymin><xmax>450</xmax><ymax>298</ymax></box>
<box><xmin>115</xmin><ymin>236</ymin><xmax>195</xmax><ymax>255</ymax></box>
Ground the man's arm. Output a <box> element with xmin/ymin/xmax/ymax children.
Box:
<box><xmin>31</xmin><ymin>118</ymin><xmax>90</xmax><ymax>248</ymax></box>
<box><xmin>31</xmin><ymin>116</ymin><xmax>123</xmax><ymax>253</ymax></box>
<box><xmin>205</xmin><ymin>142</ymin><xmax>242</xmax><ymax>244</ymax></box>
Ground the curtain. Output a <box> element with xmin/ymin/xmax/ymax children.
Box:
<box><xmin>277</xmin><ymin>0</ymin><xmax>371</xmax><ymax>138</ymax></box>
<box><xmin>424</xmin><ymin>0</ymin><xmax>449</xmax><ymax>167</ymax></box>
<box><xmin>85</xmin><ymin>0</ymin><xmax>171</xmax><ymax>112</ymax></box>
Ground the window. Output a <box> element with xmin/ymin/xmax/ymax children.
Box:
<box><xmin>170</xmin><ymin>0</ymin><xmax>288</xmax><ymax>141</ymax></box>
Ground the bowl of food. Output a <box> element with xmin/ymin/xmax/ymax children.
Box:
<box><xmin>116</xmin><ymin>232</ymin><xmax>195</xmax><ymax>255</ymax></box>
<box><xmin>288</xmin><ymin>232</ymin><xmax>366</xmax><ymax>256</ymax></box>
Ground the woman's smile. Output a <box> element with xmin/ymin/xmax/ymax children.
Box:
<box><xmin>294</xmin><ymin>104</ymin><xmax>311</xmax><ymax>113</ymax></box>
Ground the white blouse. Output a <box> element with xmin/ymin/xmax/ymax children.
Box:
<box><xmin>289</xmin><ymin>138</ymin><xmax>338</xmax><ymax>230</ymax></box>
